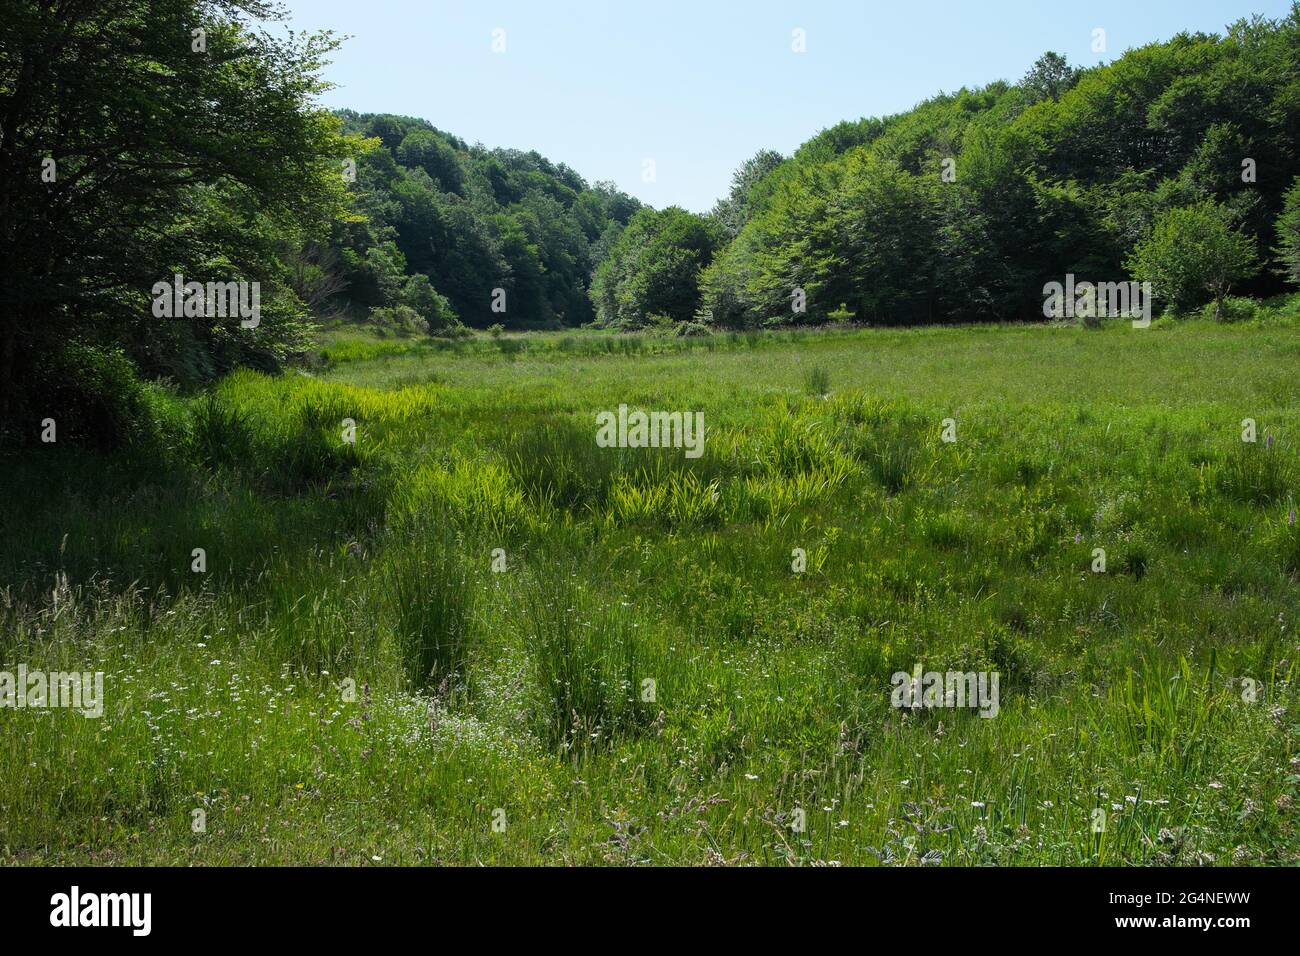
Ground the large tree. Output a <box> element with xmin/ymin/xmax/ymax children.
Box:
<box><xmin>710</xmin><ymin>149</ymin><xmax>785</xmax><ymax>238</ymax></box>
<box><xmin>0</xmin><ymin>0</ymin><xmax>353</xmax><ymax>433</ymax></box>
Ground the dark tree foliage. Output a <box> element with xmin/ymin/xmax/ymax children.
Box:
<box><xmin>0</xmin><ymin>0</ymin><xmax>354</xmax><ymax>444</ymax></box>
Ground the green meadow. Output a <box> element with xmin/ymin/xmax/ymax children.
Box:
<box><xmin>2</xmin><ymin>315</ymin><xmax>1299</xmax><ymax>866</ymax></box>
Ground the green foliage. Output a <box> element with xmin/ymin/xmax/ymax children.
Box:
<box><xmin>710</xmin><ymin>149</ymin><xmax>787</xmax><ymax>238</ymax></box>
<box><xmin>1020</xmin><ymin>51</ymin><xmax>1081</xmax><ymax>103</ymax></box>
<box><xmin>1202</xmin><ymin>295</ymin><xmax>1259</xmax><ymax>323</ymax></box>
<box><xmin>369</xmin><ymin>305</ymin><xmax>429</xmax><ymax>336</ymax></box>
<box><xmin>1276</xmin><ymin>177</ymin><xmax>1300</xmax><ymax>286</ymax></box>
<box><xmin>702</xmin><ymin>12</ymin><xmax>1300</xmax><ymax>328</ymax></box>
<box><xmin>4</xmin><ymin>322</ymin><xmax>1299</xmax><ymax>864</ymax></box>
<box><xmin>38</xmin><ymin>344</ymin><xmax>178</xmax><ymax>455</ymax></box>
<box><xmin>675</xmin><ymin>321</ymin><xmax>713</xmax><ymax>337</ymax></box>
<box><xmin>331</xmin><ymin>111</ymin><xmax>641</xmax><ymax>328</ymax></box>
<box><xmin>589</xmin><ymin>207</ymin><xmax>723</xmax><ymax>327</ymax></box>
<box><xmin>396</xmin><ymin>129</ymin><xmax>465</xmax><ymax>194</ymax></box>
<box><xmin>1127</xmin><ymin>202</ymin><xmax>1260</xmax><ymax>316</ymax></box>
<box><xmin>400</xmin><ymin>274</ymin><xmax>460</xmax><ymax>332</ymax></box>
<box><xmin>0</xmin><ymin>0</ymin><xmax>355</xmax><ymax>437</ymax></box>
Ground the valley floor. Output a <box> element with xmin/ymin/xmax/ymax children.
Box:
<box><xmin>2</xmin><ymin>318</ymin><xmax>1298</xmax><ymax>865</ymax></box>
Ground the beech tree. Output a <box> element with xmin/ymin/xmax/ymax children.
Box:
<box><xmin>0</xmin><ymin>0</ymin><xmax>353</xmax><ymax>434</ymax></box>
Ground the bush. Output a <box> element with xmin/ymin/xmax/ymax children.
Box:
<box><xmin>368</xmin><ymin>304</ymin><xmax>428</xmax><ymax>335</ymax></box>
<box><xmin>644</xmin><ymin>313</ymin><xmax>676</xmax><ymax>335</ymax></box>
<box><xmin>1202</xmin><ymin>296</ymin><xmax>1258</xmax><ymax>323</ymax></box>
<box><xmin>401</xmin><ymin>274</ymin><xmax>461</xmax><ymax>333</ymax></box>
<box><xmin>1127</xmin><ymin>201</ymin><xmax>1259</xmax><ymax>317</ymax></box>
<box><xmin>33</xmin><ymin>343</ymin><xmax>174</xmax><ymax>453</ymax></box>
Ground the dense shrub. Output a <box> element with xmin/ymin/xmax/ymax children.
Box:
<box><xmin>1127</xmin><ymin>202</ymin><xmax>1259</xmax><ymax>317</ymax></box>
<box><xmin>369</xmin><ymin>304</ymin><xmax>429</xmax><ymax>336</ymax></box>
<box><xmin>401</xmin><ymin>274</ymin><xmax>461</xmax><ymax>333</ymax></box>
<box><xmin>16</xmin><ymin>343</ymin><xmax>177</xmax><ymax>454</ymax></box>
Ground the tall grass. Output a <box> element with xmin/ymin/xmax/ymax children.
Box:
<box><xmin>386</xmin><ymin>527</ymin><xmax>476</xmax><ymax>690</ymax></box>
<box><xmin>2</xmin><ymin>318</ymin><xmax>1298</xmax><ymax>864</ymax></box>
<box><xmin>523</xmin><ymin>575</ymin><xmax>657</xmax><ymax>751</ymax></box>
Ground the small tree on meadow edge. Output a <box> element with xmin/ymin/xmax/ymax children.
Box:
<box><xmin>1275</xmin><ymin>177</ymin><xmax>1300</xmax><ymax>288</ymax></box>
<box><xmin>1126</xmin><ymin>201</ymin><xmax>1259</xmax><ymax>320</ymax></box>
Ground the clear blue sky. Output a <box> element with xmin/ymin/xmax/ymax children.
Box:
<box><xmin>275</xmin><ymin>0</ymin><xmax>1296</xmax><ymax>212</ymax></box>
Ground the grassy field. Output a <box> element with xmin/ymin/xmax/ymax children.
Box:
<box><xmin>3</xmin><ymin>316</ymin><xmax>1299</xmax><ymax>865</ymax></box>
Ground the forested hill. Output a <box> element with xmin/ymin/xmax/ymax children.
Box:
<box><xmin>346</xmin><ymin>10</ymin><xmax>1300</xmax><ymax>334</ymax></box>
<box><xmin>322</xmin><ymin>110</ymin><xmax>642</xmax><ymax>329</ymax></box>
<box><xmin>696</xmin><ymin>14</ymin><xmax>1300</xmax><ymax>328</ymax></box>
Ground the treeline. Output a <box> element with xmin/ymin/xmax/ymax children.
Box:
<box><xmin>685</xmin><ymin>9</ymin><xmax>1300</xmax><ymax>328</ymax></box>
<box><xmin>313</xmin><ymin>7</ymin><xmax>1300</xmax><ymax>332</ymax></box>
<box><xmin>285</xmin><ymin>5</ymin><xmax>1300</xmax><ymax>335</ymax></box>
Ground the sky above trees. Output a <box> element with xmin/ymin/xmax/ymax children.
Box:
<box><xmin>276</xmin><ymin>0</ymin><xmax>1296</xmax><ymax>211</ymax></box>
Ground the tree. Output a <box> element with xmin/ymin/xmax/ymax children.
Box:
<box><xmin>711</xmin><ymin>149</ymin><xmax>786</xmax><ymax>238</ymax></box>
<box><xmin>397</xmin><ymin>130</ymin><xmax>465</xmax><ymax>194</ymax></box>
<box><xmin>698</xmin><ymin>11</ymin><xmax>1300</xmax><ymax>330</ymax></box>
<box><xmin>589</xmin><ymin>208</ymin><xmax>722</xmax><ymax>327</ymax></box>
<box><xmin>331</xmin><ymin>112</ymin><xmax>638</xmax><ymax>329</ymax></box>
<box><xmin>1127</xmin><ymin>202</ymin><xmax>1260</xmax><ymax>317</ymax></box>
<box><xmin>1276</xmin><ymin>176</ymin><xmax>1300</xmax><ymax>286</ymax></box>
<box><xmin>1021</xmin><ymin>52</ymin><xmax>1080</xmax><ymax>103</ymax></box>
<box><xmin>0</xmin><ymin>0</ymin><xmax>353</xmax><ymax>438</ymax></box>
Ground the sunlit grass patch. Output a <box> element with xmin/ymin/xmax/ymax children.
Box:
<box><xmin>4</xmin><ymin>321</ymin><xmax>1300</xmax><ymax>865</ymax></box>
